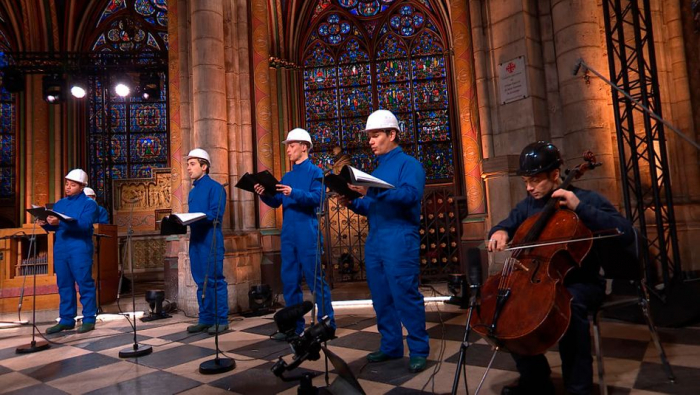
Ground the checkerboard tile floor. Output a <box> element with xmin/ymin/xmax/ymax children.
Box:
<box><xmin>1</xmin><ymin>302</ymin><xmax>697</xmax><ymax>394</ymax></box>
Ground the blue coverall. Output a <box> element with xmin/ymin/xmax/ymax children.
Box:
<box><xmin>188</xmin><ymin>174</ymin><xmax>229</xmax><ymax>326</ymax></box>
<box><xmin>95</xmin><ymin>205</ymin><xmax>109</xmax><ymax>224</ymax></box>
<box><xmin>260</xmin><ymin>158</ymin><xmax>335</xmax><ymax>334</ymax></box>
<box><xmin>489</xmin><ymin>186</ymin><xmax>634</xmax><ymax>395</ymax></box>
<box><xmin>348</xmin><ymin>146</ymin><xmax>430</xmax><ymax>358</ymax></box>
<box><xmin>42</xmin><ymin>192</ymin><xmax>98</xmax><ymax>326</ymax></box>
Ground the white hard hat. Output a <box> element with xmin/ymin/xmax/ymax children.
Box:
<box><xmin>363</xmin><ymin>109</ymin><xmax>400</xmax><ymax>132</ymax></box>
<box><xmin>282</xmin><ymin>128</ymin><xmax>313</xmax><ymax>149</ymax></box>
<box><xmin>186</xmin><ymin>148</ymin><xmax>211</xmax><ymax>164</ymax></box>
<box><xmin>84</xmin><ymin>187</ymin><xmax>96</xmax><ymax>197</ymax></box>
<box><xmin>65</xmin><ymin>169</ymin><xmax>88</xmax><ymax>185</ymax></box>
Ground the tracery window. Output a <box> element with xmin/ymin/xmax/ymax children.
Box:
<box><xmin>0</xmin><ymin>28</ymin><xmax>15</xmax><ymax>201</ymax></box>
<box><xmin>87</xmin><ymin>0</ymin><xmax>168</xmax><ymax>211</ymax></box>
<box><xmin>303</xmin><ymin>0</ymin><xmax>454</xmax><ymax>182</ymax></box>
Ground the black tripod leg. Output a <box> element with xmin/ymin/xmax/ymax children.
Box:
<box><xmin>451</xmin><ymin>304</ymin><xmax>475</xmax><ymax>395</ymax></box>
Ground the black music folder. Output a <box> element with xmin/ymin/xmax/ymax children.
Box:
<box><xmin>27</xmin><ymin>205</ymin><xmax>75</xmax><ymax>222</ymax></box>
<box><xmin>325</xmin><ymin>165</ymin><xmax>394</xmax><ymax>200</ymax></box>
<box><xmin>235</xmin><ymin>170</ymin><xmax>280</xmax><ymax>196</ymax></box>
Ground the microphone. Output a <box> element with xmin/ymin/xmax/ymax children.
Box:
<box><xmin>221</xmin><ymin>182</ymin><xmax>230</xmax><ymax>187</ymax></box>
<box><xmin>573</xmin><ymin>58</ymin><xmax>583</xmax><ymax>76</ymax></box>
<box><xmin>467</xmin><ymin>248</ymin><xmax>483</xmax><ymax>287</ymax></box>
<box><xmin>274</xmin><ymin>301</ymin><xmax>313</xmax><ymax>334</ymax></box>
<box><xmin>467</xmin><ymin>248</ymin><xmax>483</xmax><ymax>311</ymax></box>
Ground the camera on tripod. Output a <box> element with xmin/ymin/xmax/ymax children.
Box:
<box><xmin>270</xmin><ymin>301</ymin><xmax>364</xmax><ymax>395</ymax></box>
<box><xmin>271</xmin><ymin>301</ymin><xmax>336</xmax><ymax>376</ymax></box>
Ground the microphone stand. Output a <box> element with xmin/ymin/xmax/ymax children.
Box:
<box><xmin>450</xmin><ymin>283</ymin><xmax>479</xmax><ymax>394</ymax></box>
<box><xmin>315</xmin><ymin>170</ymin><xmax>332</xmax><ymax>386</ymax></box>
<box><xmin>199</xmin><ymin>181</ymin><xmax>235</xmax><ymax>374</ymax></box>
<box><xmin>16</xmin><ymin>218</ymin><xmax>50</xmax><ymax>353</ymax></box>
<box><xmin>119</xmin><ymin>199</ymin><xmax>153</xmax><ymax>358</ymax></box>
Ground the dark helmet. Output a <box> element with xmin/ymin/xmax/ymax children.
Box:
<box><xmin>516</xmin><ymin>141</ymin><xmax>563</xmax><ymax>176</ymax></box>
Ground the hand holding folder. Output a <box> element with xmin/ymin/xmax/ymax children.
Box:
<box><xmin>325</xmin><ymin>165</ymin><xmax>394</xmax><ymax>200</ymax></box>
<box><xmin>235</xmin><ymin>170</ymin><xmax>280</xmax><ymax>196</ymax></box>
<box><xmin>27</xmin><ymin>205</ymin><xmax>75</xmax><ymax>222</ymax></box>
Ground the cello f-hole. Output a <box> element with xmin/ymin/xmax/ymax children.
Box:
<box><xmin>529</xmin><ymin>260</ymin><xmax>541</xmax><ymax>284</ymax></box>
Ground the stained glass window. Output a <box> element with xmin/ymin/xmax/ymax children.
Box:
<box><xmin>88</xmin><ymin>1</ymin><xmax>168</xmax><ymax>211</ymax></box>
<box><xmin>304</xmin><ymin>0</ymin><xmax>454</xmax><ymax>182</ymax></box>
<box><xmin>0</xmin><ymin>30</ymin><xmax>15</xmax><ymax>200</ymax></box>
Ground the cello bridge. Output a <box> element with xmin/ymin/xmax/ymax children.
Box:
<box><xmin>513</xmin><ymin>260</ymin><xmax>529</xmax><ymax>272</ymax></box>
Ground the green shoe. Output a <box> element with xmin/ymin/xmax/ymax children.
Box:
<box><xmin>408</xmin><ymin>356</ymin><xmax>427</xmax><ymax>373</ymax></box>
<box><xmin>77</xmin><ymin>323</ymin><xmax>95</xmax><ymax>333</ymax></box>
<box><xmin>367</xmin><ymin>350</ymin><xmax>402</xmax><ymax>363</ymax></box>
<box><xmin>271</xmin><ymin>332</ymin><xmax>300</xmax><ymax>341</ymax></box>
<box><xmin>46</xmin><ymin>323</ymin><xmax>75</xmax><ymax>334</ymax></box>
<box><xmin>271</xmin><ymin>332</ymin><xmax>288</xmax><ymax>341</ymax></box>
<box><xmin>187</xmin><ymin>323</ymin><xmax>211</xmax><ymax>333</ymax></box>
<box><xmin>207</xmin><ymin>324</ymin><xmax>229</xmax><ymax>334</ymax></box>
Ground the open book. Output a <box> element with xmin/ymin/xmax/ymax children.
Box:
<box><xmin>325</xmin><ymin>165</ymin><xmax>394</xmax><ymax>199</ymax></box>
<box><xmin>166</xmin><ymin>212</ymin><xmax>207</xmax><ymax>225</ymax></box>
<box><xmin>27</xmin><ymin>205</ymin><xmax>75</xmax><ymax>222</ymax></box>
<box><xmin>235</xmin><ymin>170</ymin><xmax>280</xmax><ymax>196</ymax></box>
<box><xmin>339</xmin><ymin>165</ymin><xmax>394</xmax><ymax>189</ymax></box>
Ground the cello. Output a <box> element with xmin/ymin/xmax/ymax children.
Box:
<box><xmin>471</xmin><ymin>151</ymin><xmax>601</xmax><ymax>356</ymax></box>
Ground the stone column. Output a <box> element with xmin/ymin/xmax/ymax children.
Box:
<box><xmin>656</xmin><ymin>0</ymin><xmax>700</xmax><ymax>270</ymax></box>
<box><xmin>191</xmin><ymin>0</ymin><xmax>230</xmax><ymax>184</ymax></box>
<box><xmin>550</xmin><ymin>0</ymin><xmax>618</xmax><ymax>197</ymax></box>
<box><xmin>224</xmin><ymin>0</ymin><xmax>256</xmax><ymax>231</ymax></box>
<box><xmin>175</xmin><ymin>0</ymin><xmax>231</xmax><ymax>316</ymax></box>
<box><xmin>250</xmin><ymin>0</ymin><xmax>279</xmax><ymax>229</ymax></box>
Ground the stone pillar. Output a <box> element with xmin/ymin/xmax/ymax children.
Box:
<box><xmin>224</xmin><ymin>0</ymin><xmax>256</xmax><ymax>231</ymax></box>
<box><xmin>452</xmin><ymin>1</ymin><xmax>485</xmax><ymax>216</ymax></box>
<box><xmin>656</xmin><ymin>0</ymin><xmax>700</xmax><ymax>270</ymax></box>
<box><xmin>250</xmin><ymin>0</ymin><xmax>279</xmax><ymax>229</ymax></box>
<box><xmin>26</xmin><ymin>76</ymin><xmax>52</xmax><ymax>213</ymax></box>
<box><xmin>175</xmin><ymin>0</ymin><xmax>231</xmax><ymax>316</ymax></box>
<box><xmin>191</xmin><ymin>0</ymin><xmax>230</xmax><ymax>184</ymax></box>
<box><xmin>550</xmin><ymin>0</ymin><xmax>618</xmax><ymax>197</ymax></box>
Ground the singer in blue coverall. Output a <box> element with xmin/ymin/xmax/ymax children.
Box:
<box><xmin>341</xmin><ymin>110</ymin><xmax>429</xmax><ymax>373</ymax></box>
<box><xmin>256</xmin><ymin>128</ymin><xmax>335</xmax><ymax>337</ymax></box>
<box><xmin>40</xmin><ymin>169</ymin><xmax>98</xmax><ymax>334</ymax></box>
<box><xmin>84</xmin><ymin>187</ymin><xmax>109</xmax><ymax>224</ymax></box>
<box><xmin>185</xmin><ymin>149</ymin><xmax>229</xmax><ymax>335</ymax></box>
<box><xmin>489</xmin><ymin>141</ymin><xmax>634</xmax><ymax>395</ymax></box>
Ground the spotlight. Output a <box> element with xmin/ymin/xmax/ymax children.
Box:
<box><xmin>446</xmin><ymin>273</ymin><xmax>469</xmax><ymax>309</ymax></box>
<box><xmin>43</xmin><ymin>75</ymin><xmax>66</xmax><ymax>104</ymax></box>
<box><xmin>141</xmin><ymin>289</ymin><xmax>171</xmax><ymax>321</ymax></box>
<box><xmin>248</xmin><ymin>284</ymin><xmax>273</xmax><ymax>316</ymax></box>
<box><xmin>112</xmin><ymin>74</ymin><xmax>132</xmax><ymax>97</ymax></box>
<box><xmin>70</xmin><ymin>80</ymin><xmax>88</xmax><ymax>98</ymax></box>
<box><xmin>138</xmin><ymin>72</ymin><xmax>160</xmax><ymax>100</ymax></box>
<box><xmin>1</xmin><ymin>67</ymin><xmax>24</xmax><ymax>93</ymax></box>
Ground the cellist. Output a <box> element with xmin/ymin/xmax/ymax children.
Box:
<box><xmin>488</xmin><ymin>142</ymin><xmax>634</xmax><ymax>395</ymax></box>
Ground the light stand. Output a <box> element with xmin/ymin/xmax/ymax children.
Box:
<box><xmin>199</xmin><ymin>181</ymin><xmax>235</xmax><ymax>374</ymax></box>
<box><xmin>119</xmin><ymin>199</ymin><xmax>152</xmax><ymax>358</ymax></box>
<box><xmin>16</xmin><ymin>219</ymin><xmax>50</xmax><ymax>354</ymax></box>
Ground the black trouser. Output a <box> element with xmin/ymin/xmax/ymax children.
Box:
<box><xmin>510</xmin><ymin>281</ymin><xmax>605</xmax><ymax>395</ymax></box>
